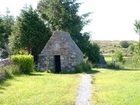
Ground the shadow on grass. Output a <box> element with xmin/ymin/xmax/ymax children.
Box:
<box><xmin>59</xmin><ymin>69</ymin><xmax>100</xmax><ymax>74</ymax></box>
<box><xmin>119</xmin><ymin>68</ymin><xmax>140</xmax><ymax>71</ymax></box>
<box><xmin>101</xmin><ymin>66</ymin><xmax>140</xmax><ymax>71</ymax></box>
<box><xmin>0</xmin><ymin>79</ymin><xmax>11</xmax><ymax>93</ymax></box>
<box><xmin>85</xmin><ymin>69</ymin><xmax>100</xmax><ymax>74</ymax></box>
<box><xmin>28</xmin><ymin>73</ymin><xmax>45</xmax><ymax>76</ymax></box>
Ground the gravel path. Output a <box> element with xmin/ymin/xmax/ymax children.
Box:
<box><xmin>75</xmin><ymin>74</ymin><xmax>92</xmax><ymax>105</ymax></box>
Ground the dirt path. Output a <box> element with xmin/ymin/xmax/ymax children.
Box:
<box><xmin>75</xmin><ymin>74</ymin><xmax>92</xmax><ymax>105</ymax></box>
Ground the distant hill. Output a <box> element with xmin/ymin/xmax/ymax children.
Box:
<box><xmin>91</xmin><ymin>40</ymin><xmax>137</xmax><ymax>56</ymax></box>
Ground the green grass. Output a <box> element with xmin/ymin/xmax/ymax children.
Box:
<box><xmin>105</xmin><ymin>56</ymin><xmax>140</xmax><ymax>69</ymax></box>
<box><xmin>91</xmin><ymin>68</ymin><xmax>140</xmax><ymax>105</ymax></box>
<box><xmin>0</xmin><ymin>72</ymin><xmax>80</xmax><ymax>105</ymax></box>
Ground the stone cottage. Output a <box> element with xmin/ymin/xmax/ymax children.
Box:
<box><xmin>38</xmin><ymin>31</ymin><xmax>83</xmax><ymax>73</ymax></box>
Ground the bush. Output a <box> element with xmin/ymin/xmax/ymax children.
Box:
<box><xmin>74</xmin><ymin>61</ymin><xmax>92</xmax><ymax>73</ymax></box>
<box><xmin>4</xmin><ymin>65</ymin><xmax>20</xmax><ymax>78</ymax></box>
<box><xmin>106</xmin><ymin>62</ymin><xmax>122</xmax><ymax>70</ymax></box>
<box><xmin>11</xmin><ymin>55</ymin><xmax>34</xmax><ymax>74</ymax></box>
<box><xmin>86</xmin><ymin>43</ymin><xmax>100</xmax><ymax>63</ymax></box>
<box><xmin>120</xmin><ymin>41</ymin><xmax>130</xmax><ymax>48</ymax></box>
<box><xmin>113</xmin><ymin>50</ymin><xmax>124</xmax><ymax>62</ymax></box>
<box><xmin>0</xmin><ymin>65</ymin><xmax>19</xmax><ymax>81</ymax></box>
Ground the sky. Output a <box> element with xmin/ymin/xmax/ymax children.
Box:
<box><xmin>0</xmin><ymin>0</ymin><xmax>140</xmax><ymax>41</ymax></box>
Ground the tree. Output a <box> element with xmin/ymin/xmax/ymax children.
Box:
<box><xmin>134</xmin><ymin>20</ymin><xmax>140</xmax><ymax>41</ymax></box>
<box><xmin>0</xmin><ymin>17</ymin><xmax>5</xmax><ymax>46</ymax></box>
<box><xmin>0</xmin><ymin>9</ymin><xmax>14</xmax><ymax>58</ymax></box>
<box><xmin>120</xmin><ymin>41</ymin><xmax>129</xmax><ymax>48</ymax></box>
<box><xmin>113</xmin><ymin>50</ymin><xmax>124</xmax><ymax>62</ymax></box>
<box><xmin>9</xmin><ymin>6</ymin><xmax>51</xmax><ymax>64</ymax></box>
<box><xmin>37</xmin><ymin>0</ymin><xmax>100</xmax><ymax>63</ymax></box>
<box><xmin>86</xmin><ymin>43</ymin><xmax>100</xmax><ymax>63</ymax></box>
<box><xmin>37</xmin><ymin>0</ymin><xmax>89</xmax><ymax>34</ymax></box>
<box><xmin>134</xmin><ymin>20</ymin><xmax>140</xmax><ymax>56</ymax></box>
<box><xmin>128</xmin><ymin>44</ymin><xmax>135</xmax><ymax>54</ymax></box>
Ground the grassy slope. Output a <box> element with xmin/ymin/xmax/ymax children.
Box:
<box><xmin>91</xmin><ymin>68</ymin><xmax>140</xmax><ymax>105</ymax></box>
<box><xmin>0</xmin><ymin>72</ymin><xmax>80</xmax><ymax>105</ymax></box>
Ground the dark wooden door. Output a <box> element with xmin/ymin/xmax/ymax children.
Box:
<box><xmin>54</xmin><ymin>55</ymin><xmax>61</xmax><ymax>73</ymax></box>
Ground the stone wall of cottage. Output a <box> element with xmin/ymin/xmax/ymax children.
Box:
<box><xmin>38</xmin><ymin>31</ymin><xmax>83</xmax><ymax>72</ymax></box>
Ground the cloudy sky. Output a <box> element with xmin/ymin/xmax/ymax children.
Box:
<box><xmin>0</xmin><ymin>0</ymin><xmax>140</xmax><ymax>40</ymax></box>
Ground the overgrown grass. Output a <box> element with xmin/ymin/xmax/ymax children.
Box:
<box><xmin>0</xmin><ymin>72</ymin><xmax>80</xmax><ymax>105</ymax></box>
<box><xmin>91</xmin><ymin>68</ymin><xmax>140</xmax><ymax>105</ymax></box>
<box><xmin>105</xmin><ymin>56</ymin><xmax>140</xmax><ymax>69</ymax></box>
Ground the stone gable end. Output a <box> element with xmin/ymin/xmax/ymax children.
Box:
<box><xmin>38</xmin><ymin>31</ymin><xmax>83</xmax><ymax>72</ymax></box>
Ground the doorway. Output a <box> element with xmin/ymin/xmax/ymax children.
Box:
<box><xmin>54</xmin><ymin>55</ymin><xmax>61</xmax><ymax>73</ymax></box>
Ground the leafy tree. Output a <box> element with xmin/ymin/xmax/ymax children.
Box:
<box><xmin>37</xmin><ymin>0</ymin><xmax>89</xmax><ymax>34</ymax></box>
<box><xmin>134</xmin><ymin>20</ymin><xmax>140</xmax><ymax>56</ymax></box>
<box><xmin>0</xmin><ymin>17</ymin><xmax>5</xmax><ymax>46</ymax></box>
<box><xmin>9</xmin><ymin>6</ymin><xmax>51</xmax><ymax>64</ymax></box>
<box><xmin>113</xmin><ymin>50</ymin><xmax>124</xmax><ymax>63</ymax></box>
<box><xmin>0</xmin><ymin>10</ymin><xmax>14</xmax><ymax>58</ymax></box>
<box><xmin>86</xmin><ymin>43</ymin><xmax>100</xmax><ymax>63</ymax></box>
<box><xmin>128</xmin><ymin>44</ymin><xmax>135</xmax><ymax>54</ymax></box>
<box><xmin>120</xmin><ymin>41</ymin><xmax>129</xmax><ymax>48</ymax></box>
<box><xmin>134</xmin><ymin>20</ymin><xmax>140</xmax><ymax>41</ymax></box>
<box><xmin>37</xmin><ymin>0</ymin><xmax>100</xmax><ymax>63</ymax></box>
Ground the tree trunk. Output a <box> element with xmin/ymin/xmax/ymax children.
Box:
<box><xmin>31</xmin><ymin>48</ymin><xmax>39</xmax><ymax>66</ymax></box>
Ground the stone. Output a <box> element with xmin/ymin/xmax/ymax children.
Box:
<box><xmin>38</xmin><ymin>31</ymin><xmax>83</xmax><ymax>72</ymax></box>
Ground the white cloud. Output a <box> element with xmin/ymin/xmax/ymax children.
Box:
<box><xmin>79</xmin><ymin>0</ymin><xmax>140</xmax><ymax>40</ymax></box>
<box><xmin>0</xmin><ymin>0</ymin><xmax>39</xmax><ymax>16</ymax></box>
<box><xmin>0</xmin><ymin>0</ymin><xmax>140</xmax><ymax>40</ymax></box>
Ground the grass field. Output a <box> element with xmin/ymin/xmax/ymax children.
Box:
<box><xmin>91</xmin><ymin>68</ymin><xmax>140</xmax><ymax>105</ymax></box>
<box><xmin>105</xmin><ymin>56</ymin><xmax>140</xmax><ymax>69</ymax></box>
<box><xmin>0</xmin><ymin>72</ymin><xmax>80</xmax><ymax>105</ymax></box>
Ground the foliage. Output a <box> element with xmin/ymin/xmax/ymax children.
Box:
<box><xmin>11</xmin><ymin>55</ymin><xmax>34</xmax><ymax>74</ymax></box>
<box><xmin>37</xmin><ymin>0</ymin><xmax>89</xmax><ymax>34</ymax></box>
<box><xmin>0</xmin><ymin>10</ymin><xmax>14</xmax><ymax>47</ymax></box>
<box><xmin>134</xmin><ymin>42</ymin><xmax>140</xmax><ymax>56</ymax></box>
<box><xmin>74</xmin><ymin>61</ymin><xmax>92</xmax><ymax>73</ymax></box>
<box><xmin>113</xmin><ymin>50</ymin><xmax>124</xmax><ymax>63</ymax></box>
<box><xmin>3</xmin><ymin>65</ymin><xmax>19</xmax><ymax>79</ymax></box>
<box><xmin>95</xmin><ymin>40</ymin><xmax>137</xmax><ymax>57</ymax></box>
<box><xmin>0</xmin><ymin>65</ymin><xmax>19</xmax><ymax>81</ymax></box>
<box><xmin>120</xmin><ymin>41</ymin><xmax>130</xmax><ymax>48</ymax></box>
<box><xmin>134</xmin><ymin>20</ymin><xmax>140</xmax><ymax>40</ymax></box>
<box><xmin>86</xmin><ymin>43</ymin><xmax>100</xmax><ymax>63</ymax></box>
<box><xmin>128</xmin><ymin>44</ymin><xmax>135</xmax><ymax>54</ymax></box>
<box><xmin>0</xmin><ymin>73</ymin><xmax>80</xmax><ymax>105</ymax></box>
<box><xmin>132</xmin><ymin>54</ymin><xmax>140</xmax><ymax>67</ymax></box>
<box><xmin>9</xmin><ymin>6</ymin><xmax>51</xmax><ymax>63</ymax></box>
<box><xmin>0</xmin><ymin>49</ymin><xmax>9</xmax><ymax>58</ymax></box>
<box><xmin>0</xmin><ymin>10</ymin><xmax>14</xmax><ymax>58</ymax></box>
<box><xmin>37</xmin><ymin>0</ymin><xmax>101</xmax><ymax>64</ymax></box>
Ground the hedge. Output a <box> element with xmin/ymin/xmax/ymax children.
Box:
<box><xmin>11</xmin><ymin>55</ymin><xmax>34</xmax><ymax>74</ymax></box>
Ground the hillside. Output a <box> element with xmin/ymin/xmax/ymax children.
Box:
<box><xmin>92</xmin><ymin>40</ymin><xmax>137</xmax><ymax>56</ymax></box>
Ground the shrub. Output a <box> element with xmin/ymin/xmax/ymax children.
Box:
<box><xmin>11</xmin><ymin>55</ymin><xmax>34</xmax><ymax>74</ymax></box>
<box><xmin>74</xmin><ymin>61</ymin><xmax>92</xmax><ymax>73</ymax></box>
<box><xmin>128</xmin><ymin>44</ymin><xmax>135</xmax><ymax>54</ymax></box>
<box><xmin>132</xmin><ymin>54</ymin><xmax>140</xmax><ymax>67</ymax></box>
<box><xmin>0</xmin><ymin>65</ymin><xmax>20</xmax><ymax>81</ymax></box>
<box><xmin>86</xmin><ymin>43</ymin><xmax>100</xmax><ymax>63</ymax></box>
<box><xmin>106</xmin><ymin>62</ymin><xmax>122</xmax><ymax>70</ymax></box>
<box><xmin>113</xmin><ymin>50</ymin><xmax>124</xmax><ymax>62</ymax></box>
<box><xmin>4</xmin><ymin>65</ymin><xmax>20</xmax><ymax>78</ymax></box>
<box><xmin>120</xmin><ymin>41</ymin><xmax>130</xmax><ymax>48</ymax></box>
